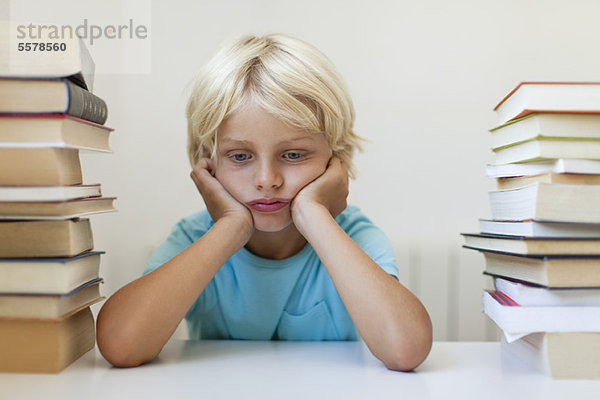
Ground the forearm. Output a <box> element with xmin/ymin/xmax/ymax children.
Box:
<box><xmin>96</xmin><ymin>217</ymin><xmax>250</xmax><ymax>367</ymax></box>
<box><xmin>294</xmin><ymin>205</ymin><xmax>432</xmax><ymax>371</ymax></box>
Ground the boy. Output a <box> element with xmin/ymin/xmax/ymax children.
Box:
<box><xmin>96</xmin><ymin>34</ymin><xmax>432</xmax><ymax>371</ymax></box>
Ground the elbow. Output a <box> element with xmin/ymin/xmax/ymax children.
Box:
<box><xmin>97</xmin><ymin>337</ymin><xmax>150</xmax><ymax>368</ymax></box>
<box><xmin>382</xmin><ymin>316</ymin><xmax>433</xmax><ymax>372</ymax></box>
<box><xmin>382</xmin><ymin>338</ymin><xmax>432</xmax><ymax>372</ymax></box>
<box><xmin>96</xmin><ymin>306</ymin><xmax>155</xmax><ymax>368</ymax></box>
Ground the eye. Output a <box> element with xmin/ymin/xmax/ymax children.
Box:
<box><xmin>229</xmin><ymin>153</ymin><xmax>251</xmax><ymax>163</ymax></box>
<box><xmin>283</xmin><ymin>152</ymin><xmax>303</xmax><ymax>161</ymax></box>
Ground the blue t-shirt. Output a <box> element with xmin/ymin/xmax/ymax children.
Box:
<box><xmin>143</xmin><ymin>205</ymin><xmax>399</xmax><ymax>341</ymax></box>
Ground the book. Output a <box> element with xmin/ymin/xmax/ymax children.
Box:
<box><xmin>0</xmin><ymin>114</ymin><xmax>113</xmax><ymax>151</ymax></box>
<box><xmin>493</xmin><ymin>276</ymin><xmax>600</xmax><ymax>306</ymax></box>
<box><xmin>0</xmin><ymin>278</ymin><xmax>104</xmax><ymax>319</ymax></box>
<box><xmin>486</xmin><ymin>158</ymin><xmax>600</xmax><ymax>178</ymax></box>
<box><xmin>0</xmin><ymin>251</ymin><xmax>103</xmax><ymax>294</ymax></box>
<box><xmin>496</xmin><ymin>172</ymin><xmax>600</xmax><ymax>190</ymax></box>
<box><xmin>489</xmin><ymin>183</ymin><xmax>600</xmax><ymax>223</ymax></box>
<box><xmin>462</xmin><ymin>233</ymin><xmax>600</xmax><ymax>255</ymax></box>
<box><xmin>483</xmin><ymin>290</ymin><xmax>600</xmax><ymax>333</ymax></box>
<box><xmin>0</xmin><ymin>306</ymin><xmax>95</xmax><ymax>373</ymax></box>
<box><xmin>494</xmin><ymin>82</ymin><xmax>600</xmax><ymax>125</ymax></box>
<box><xmin>493</xmin><ymin>138</ymin><xmax>600</xmax><ymax>164</ymax></box>
<box><xmin>0</xmin><ymin>147</ymin><xmax>83</xmax><ymax>186</ymax></box>
<box><xmin>490</xmin><ymin>113</ymin><xmax>600</xmax><ymax>150</ymax></box>
<box><xmin>0</xmin><ymin>218</ymin><xmax>93</xmax><ymax>257</ymax></box>
<box><xmin>0</xmin><ymin>78</ymin><xmax>108</xmax><ymax>124</ymax></box>
<box><xmin>0</xmin><ymin>21</ymin><xmax>95</xmax><ymax>91</ymax></box>
<box><xmin>0</xmin><ymin>183</ymin><xmax>101</xmax><ymax>202</ymax></box>
<box><xmin>0</xmin><ymin>196</ymin><xmax>115</xmax><ymax>219</ymax></box>
<box><xmin>479</xmin><ymin>249</ymin><xmax>600</xmax><ymax>287</ymax></box>
<box><xmin>479</xmin><ymin>218</ymin><xmax>600</xmax><ymax>238</ymax></box>
<box><xmin>501</xmin><ymin>332</ymin><xmax>600</xmax><ymax>379</ymax></box>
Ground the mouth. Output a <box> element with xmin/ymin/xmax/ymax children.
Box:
<box><xmin>246</xmin><ymin>198</ymin><xmax>290</xmax><ymax>213</ymax></box>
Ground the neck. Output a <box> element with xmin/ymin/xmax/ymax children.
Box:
<box><xmin>245</xmin><ymin>224</ymin><xmax>307</xmax><ymax>260</ymax></box>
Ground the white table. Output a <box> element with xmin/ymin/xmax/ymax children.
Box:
<box><xmin>2</xmin><ymin>340</ymin><xmax>600</xmax><ymax>400</ymax></box>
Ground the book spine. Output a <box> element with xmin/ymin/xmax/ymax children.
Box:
<box><xmin>65</xmin><ymin>80</ymin><xmax>108</xmax><ymax>125</ymax></box>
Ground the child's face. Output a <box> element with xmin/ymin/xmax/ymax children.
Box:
<box><xmin>214</xmin><ymin>102</ymin><xmax>332</xmax><ymax>232</ymax></box>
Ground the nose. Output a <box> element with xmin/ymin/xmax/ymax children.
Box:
<box><xmin>255</xmin><ymin>159</ymin><xmax>283</xmax><ymax>190</ymax></box>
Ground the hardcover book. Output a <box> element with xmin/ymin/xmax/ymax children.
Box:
<box><xmin>0</xmin><ymin>218</ymin><xmax>93</xmax><ymax>258</ymax></box>
<box><xmin>0</xmin><ymin>78</ymin><xmax>108</xmax><ymax>124</ymax></box>
<box><xmin>494</xmin><ymin>82</ymin><xmax>600</xmax><ymax>124</ymax></box>
<box><xmin>0</xmin><ymin>196</ymin><xmax>116</xmax><ymax>219</ymax></box>
<box><xmin>0</xmin><ymin>184</ymin><xmax>101</xmax><ymax>202</ymax></box>
<box><xmin>495</xmin><ymin>172</ymin><xmax>600</xmax><ymax>190</ymax></box>
<box><xmin>462</xmin><ymin>233</ymin><xmax>600</xmax><ymax>255</ymax></box>
<box><xmin>483</xmin><ymin>290</ymin><xmax>600</xmax><ymax>333</ymax></box>
<box><xmin>0</xmin><ymin>307</ymin><xmax>95</xmax><ymax>373</ymax></box>
<box><xmin>0</xmin><ymin>278</ymin><xmax>104</xmax><ymax>319</ymax></box>
<box><xmin>486</xmin><ymin>158</ymin><xmax>600</xmax><ymax>178</ymax></box>
<box><xmin>501</xmin><ymin>332</ymin><xmax>600</xmax><ymax>379</ymax></box>
<box><xmin>489</xmin><ymin>113</ymin><xmax>600</xmax><ymax>150</ymax></box>
<box><xmin>478</xmin><ymin>249</ymin><xmax>600</xmax><ymax>288</ymax></box>
<box><xmin>0</xmin><ymin>114</ymin><xmax>114</xmax><ymax>152</ymax></box>
<box><xmin>478</xmin><ymin>218</ymin><xmax>600</xmax><ymax>238</ymax></box>
<box><xmin>0</xmin><ymin>147</ymin><xmax>83</xmax><ymax>186</ymax></box>
<box><xmin>0</xmin><ymin>21</ymin><xmax>95</xmax><ymax>91</ymax></box>
<box><xmin>493</xmin><ymin>138</ymin><xmax>600</xmax><ymax>164</ymax></box>
<box><xmin>489</xmin><ymin>182</ymin><xmax>600</xmax><ymax>223</ymax></box>
<box><xmin>0</xmin><ymin>251</ymin><xmax>103</xmax><ymax>293</ymax></box>
<box><xmin>493</xmin><ymin>276</ymin><xmax>600</xmax><ymax>307</ymax></box>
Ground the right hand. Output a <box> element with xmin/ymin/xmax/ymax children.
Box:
<box><xmin>190</xmin><ymin>158</ymin><xmax>254</xmax><ymax>239</ymax></box>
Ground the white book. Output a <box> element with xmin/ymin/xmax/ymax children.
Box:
<box><xmin>0</xmin><ymin>21</ymin><xmax>95</xmax><ymax>91</ymax></box>
<box><xmin>479</xmin><ymin>219</ymin><xmax>600</xmax><ymax>238</ymax></box>
<box><xmin>0</xmin><ymin>184</ymin><xmax>101</xmax><ymax>202</ymax></box>
<box><xmin>489</xmin><ymin>182</ymin><xmax>600</xmax><ymax>223</ymax></box>
<box><xmin>489</xmin><ymin>114</ymin><xmax>600</xmax><ymax>150</ymax></box>
<box><xmin>482</xmin><ymin>290</ymin><xmax>600</xmax><ymax>336</ymax></box>
<box><xmin>494</xmin><ymin>276</ymin><xmax>600</xmax><ymax>306</ymax></box>
<box><xmin>486</xmin><ymin>158</ymin><xmax>600</xmax><ymax>178</ymax></box>
<box><xmin>493</xmin><ymin>138</ymin><xmax>600</xmax><ymax>165</ymax></box>
<box><xmin>494</xmin><ymin>82</ymin><xmax>600</xmax><ymax>125</ymax></box>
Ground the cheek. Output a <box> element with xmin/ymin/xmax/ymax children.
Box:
<box><xmin>214</xmin><ymin>164</ymin><xmax>245</xmax><ymax>199</ymax></box>
<box><xmin>288</xmin><ymin>163</ymin><xmax>328</xmax><ymax>192</ymax></box>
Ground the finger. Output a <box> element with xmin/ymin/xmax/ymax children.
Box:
<box><xmin>328</xmin><ymin>156</ymin><xmax>346</xmax><ymax>171</ymax></box>
<box><xmin>192</xmin><ymin>158</ymin><xmax>214</xmax><ymax>174</ymax></box>
<box><xmin>338</xmin><ymin>158</ymin><xmax>348</xmax><ymax>174</ymax></box>
<box><xmin>191</xmin><ymin>162</ymin><xmax>219</xmax><ymax>193</ymax></box>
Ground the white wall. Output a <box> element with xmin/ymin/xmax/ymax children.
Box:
<box><xmin>8</xmin><ymin>0</ymin><xmax>600</xmax><ymax>340</ymax></box>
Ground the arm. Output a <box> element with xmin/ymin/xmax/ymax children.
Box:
<box><xmin>96</xmin><ymin>159</ymin><xmax>253</xmax><ymax>367</ymax></box>
<box><xmin>291</xmin><ymin>158</ymin><xmax>432</xmax><ymax>371</ymax></box>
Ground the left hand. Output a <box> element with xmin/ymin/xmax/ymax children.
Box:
<box><xmin>291</xmin><ymin>157</ymin><xmax>349</xmax><ymax>227</ymax></box>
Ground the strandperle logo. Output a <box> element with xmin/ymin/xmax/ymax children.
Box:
<box><xmin>15</xmin><ymin>19</ymin><xmax>149</xmax><ymax>46</ymax></box>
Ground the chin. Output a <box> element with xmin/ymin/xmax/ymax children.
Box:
<box><xmin>252</xmin><ymin>213</ymin><xmax>294</xmax><ymax>233</ymax></box>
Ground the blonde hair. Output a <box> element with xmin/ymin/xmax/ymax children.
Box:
<box><xmin>186</xmin><ymin>33</ymin><xmax>363</xmax><ymax>178</ymax></box>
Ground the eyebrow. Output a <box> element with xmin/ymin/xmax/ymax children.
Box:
<box><xmin>219</xmin><ymin>135</ymin><xmax>316</xmax><ymax>145</ymax></box>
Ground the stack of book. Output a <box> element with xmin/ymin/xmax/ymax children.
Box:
<box><xmin>462</xmin><ymin>82</ymin><xmax>600</xmax><ymax>379</ymax></box>
<box><xmin>0</xmin><ymin>29</ymin><xmax>115</xmax><ymax>373</ymax></box>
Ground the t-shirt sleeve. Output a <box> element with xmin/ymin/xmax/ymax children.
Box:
<box><xmin>339</xmin><ymin>207</ymin><xmax>400</xmax><ymax>280</ymax></box>
<box><xmin>143</xmin><ymin>220</ymin><xmax>195</xmax><ymax>276</ymax></box>
<box><xmin>143</xmin><ymin>212</ymin><xmax>216</xmax><ymax>319</ymax></box>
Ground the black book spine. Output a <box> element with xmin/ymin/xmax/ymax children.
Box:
<box><xmin>65</xmin><ymin>80</ymin><xmax>108</xmax><ymax>125</ymax></box>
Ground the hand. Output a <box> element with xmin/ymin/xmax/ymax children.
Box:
<box><xmin>291</xmin><ymin>157</ymin><xmax>349</xmax><ymax>228</ymax></box>
<box><xmin>190</xmin><ymin>158</ymin><xmax>254</xmax><ymax>239</ymax></box>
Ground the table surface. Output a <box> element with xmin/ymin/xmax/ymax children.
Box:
<box><xmin>2</xmin><ymin>340</ymin><xmax>600</xmax><ymax>400</ymax></box>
